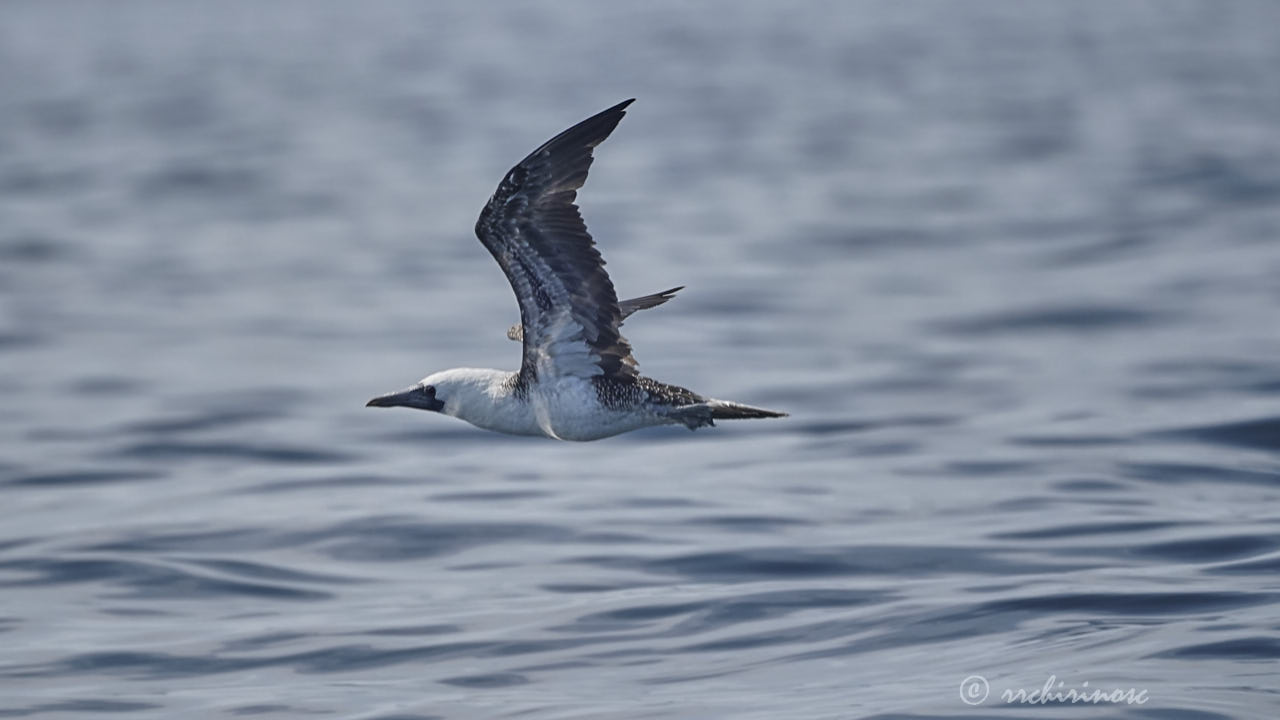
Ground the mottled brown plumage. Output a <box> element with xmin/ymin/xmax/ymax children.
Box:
<box><xmin>475</xmin><ymin>99</ymin><xmax>638</xmax><ymax>386</ymax></box>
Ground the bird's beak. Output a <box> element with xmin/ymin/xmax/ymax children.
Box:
<box><xmin>365</xmin><ymin>386</ymin><xmax>443</xmax><ymax>412</ymax></box>
<box><xmin>365</xmin><ymin>391</ymin><xmax>404</xmax><ymax>408</ymax></box>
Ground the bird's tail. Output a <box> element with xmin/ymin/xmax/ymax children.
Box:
<box><xmin>667</xmin><ymin>400</ymin><xmax>787</xmax><ymax>430</ymax></box>
<box><xmin>709</xmin><ymin>399</ymin><xmax>788</xmax><ymax>420</ymax></box>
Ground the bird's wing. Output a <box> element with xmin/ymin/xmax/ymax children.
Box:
<box><xmin>505</xmin><ymin>285</ymin><xmax>683</xmax><ymax>342</ymax></box>
<box><xmin>618</xmin><ymin>286</ymin><xmax>683</xmax><ymax>319</ymax></box>
<box><xmin>475</xmin><ymin>99</ymin><xmax>637</xmax><ymax>383</ymax></box>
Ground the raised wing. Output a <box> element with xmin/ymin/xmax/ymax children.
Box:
<box><xmin>618</xmin><ymin>286</ymin><xmax>684</xmax><ymax>318</ymax></box>
<box><xmin>506</xmin><ymin>286</ymin><xmax>684</xmax><ymax>342</ymax></box>
<box><xmin>475</xmin><ymin>99</ymin><xmax>637</xmax><ymax>384</ymax></box>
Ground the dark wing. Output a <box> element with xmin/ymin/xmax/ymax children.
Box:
<box><xmin>618</xmin><ymin>286</ymin><xmax>683</xmax><ymax>319</ymax></box>
<box><xmin>506</xmin><ymin>286</ymin><xmax>683</xmax><ymax>342</ymax></box>
<box><xmin>475</xmin><ymin>99</ymin><xmax>637</xmax><ymax>383</ymax></box>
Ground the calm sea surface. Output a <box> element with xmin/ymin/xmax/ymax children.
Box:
<box><xmin>2</xmin><ymin>2</ymin><xmax>1279</xmax><ymax>718</ymax></box>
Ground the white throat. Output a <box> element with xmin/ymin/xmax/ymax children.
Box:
<box><xmin>423</xmin><ymin>368</ymin><xmax>542</xmax><ymax>437</ymax></box>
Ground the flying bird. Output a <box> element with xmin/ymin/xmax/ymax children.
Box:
<box><xmin>366</xmin><ymin>99</ymin><xmax>786</xmax><ymax>440</ymax></box>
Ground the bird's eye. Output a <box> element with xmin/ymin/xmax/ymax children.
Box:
<box><xmin>422</xmin><ymin>385</ymin><xmax>435</xmax><ymax>395</ymax></box>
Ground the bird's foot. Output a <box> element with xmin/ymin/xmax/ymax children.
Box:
<box><xmin>669</xmin><ymin>404</ymin><xmax>716</xmax><ymax>431</ymax></box>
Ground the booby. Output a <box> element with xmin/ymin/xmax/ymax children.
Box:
<box><xmin>366</xmin><ymin>99</ymin><xmax>786</xmax><ymax>440</ymax></box>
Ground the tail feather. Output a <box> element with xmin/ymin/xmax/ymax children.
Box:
<box><xmin>708</xmin><ymin>400</ymin><xmax>788</xmax><ymax>421</ymax></box>
<box><xmin>666</xmin><ymin>400</ymin><xmax>787</xmax><ymax>431</ymax></box>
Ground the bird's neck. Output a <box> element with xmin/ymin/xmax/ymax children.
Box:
<box><xmin>443</xmin><ymin>368</ymin><xmax>543</xmax><ymax>436</ymax></box>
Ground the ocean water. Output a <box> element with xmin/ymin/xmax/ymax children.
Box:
<box><xmin>2</xmin><ymin>1</ymin><xmax>1279</xmax><ymax>718</ymax></box>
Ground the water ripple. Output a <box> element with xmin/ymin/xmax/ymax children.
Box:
<box><xmin>574</xmin><ymin>545</ymin><xmax>1079</xmax><ymax>582</ymax></box>
<box><xmin>933</xmin><ymin>305</ymin><xmax>1168</xmax><ymax>336</ymax></box>
<box><xmin>1121</xmin><ymin>462</ymin><xmax>1280</xmax><ymax>486</ymax></box>
<box><xmin>108</xmin><ymin>441</ymin><xmax>357</xmax><ymax>464</ymax></box>
<box><xmin>0</xmin><ymin>557</ymin><xmax>335</xmax><ymax>601</ymax></box>
<box><xmin>4</xmin><ymin>469</ymin><xmax>163</xmax><ymax>487</ymax></box>
<box><xmin>0</xmin><ymin>700</ymin><xmax>162</xmax><ymax>717</ymax></box>
<box><xmin>978</xmin><ymin>591</ymin><xmax>1273</xmax><ymax>616</ymax></box>
<box><xmin>1152</xmin><ymin>637</ymin><xmax>1280</xmax><ymax>660</ymax></box>
<box><xmin>1154</xmin><ymin>415</ymin><xmax>1280</xmax><ymax>452</ymax></box>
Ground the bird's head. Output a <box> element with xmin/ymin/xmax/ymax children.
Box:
<box><xmin>365</xmin><ymin>368</ymin><xmax>506</xmax><ymax>419</ymax></box>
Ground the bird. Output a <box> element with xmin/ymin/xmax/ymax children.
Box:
<box><xmin>366</xmin><ymin>99</ymin><xmax>787</xmax><ymax>440</ymax></box>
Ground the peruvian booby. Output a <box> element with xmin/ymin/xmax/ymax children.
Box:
<box><xmin>366</xmin><ymin>99</ymin><xmax>786</xmax><ymax>440</ymax></box>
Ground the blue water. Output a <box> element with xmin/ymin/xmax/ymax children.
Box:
<box><xmin>2</xmin><ymin>2</ymin><xmax>1279</xmax><ymax>718</ymax></box>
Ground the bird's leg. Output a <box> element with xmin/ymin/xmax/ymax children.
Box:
<box><xmin>667</xmin><ymin>403</ymin><xmax>716</xmax><ymax>431</ymax></box>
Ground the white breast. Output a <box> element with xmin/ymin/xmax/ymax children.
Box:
<box><xmin>443</xmin><ymin>370</ymin><xmax>670</xmax><ymax>441</ymax></box>
<box><xmin>529</xmin><ymin>377</ymin><xmax>666</xmax><ymax>441</ymax></box>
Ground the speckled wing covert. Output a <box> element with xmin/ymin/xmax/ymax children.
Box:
<box><xmin>475</xmin><ymin>99</ymin><xmax>638</xmax><ymax>384</ymax></box>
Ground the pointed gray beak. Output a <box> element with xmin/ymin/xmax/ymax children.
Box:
<box><xmin>365</xmin><ymin>391</ymin><xmax>405</xmax><ymax>408</ymax></box>
<box><xmin>365</xmin><ymin>385</ymin><xmax>444</xmax><ymax>412</ymax></box>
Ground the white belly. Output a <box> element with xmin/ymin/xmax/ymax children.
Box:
<box><xmin>528</xmin><ymin>377</ymin><xmax>666</xmax><ymax>441</ymax></box>
<box><xmin>447</xmin><ymin>373</ymin><xmax>671</xmax><ymax>441</ymax></box>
